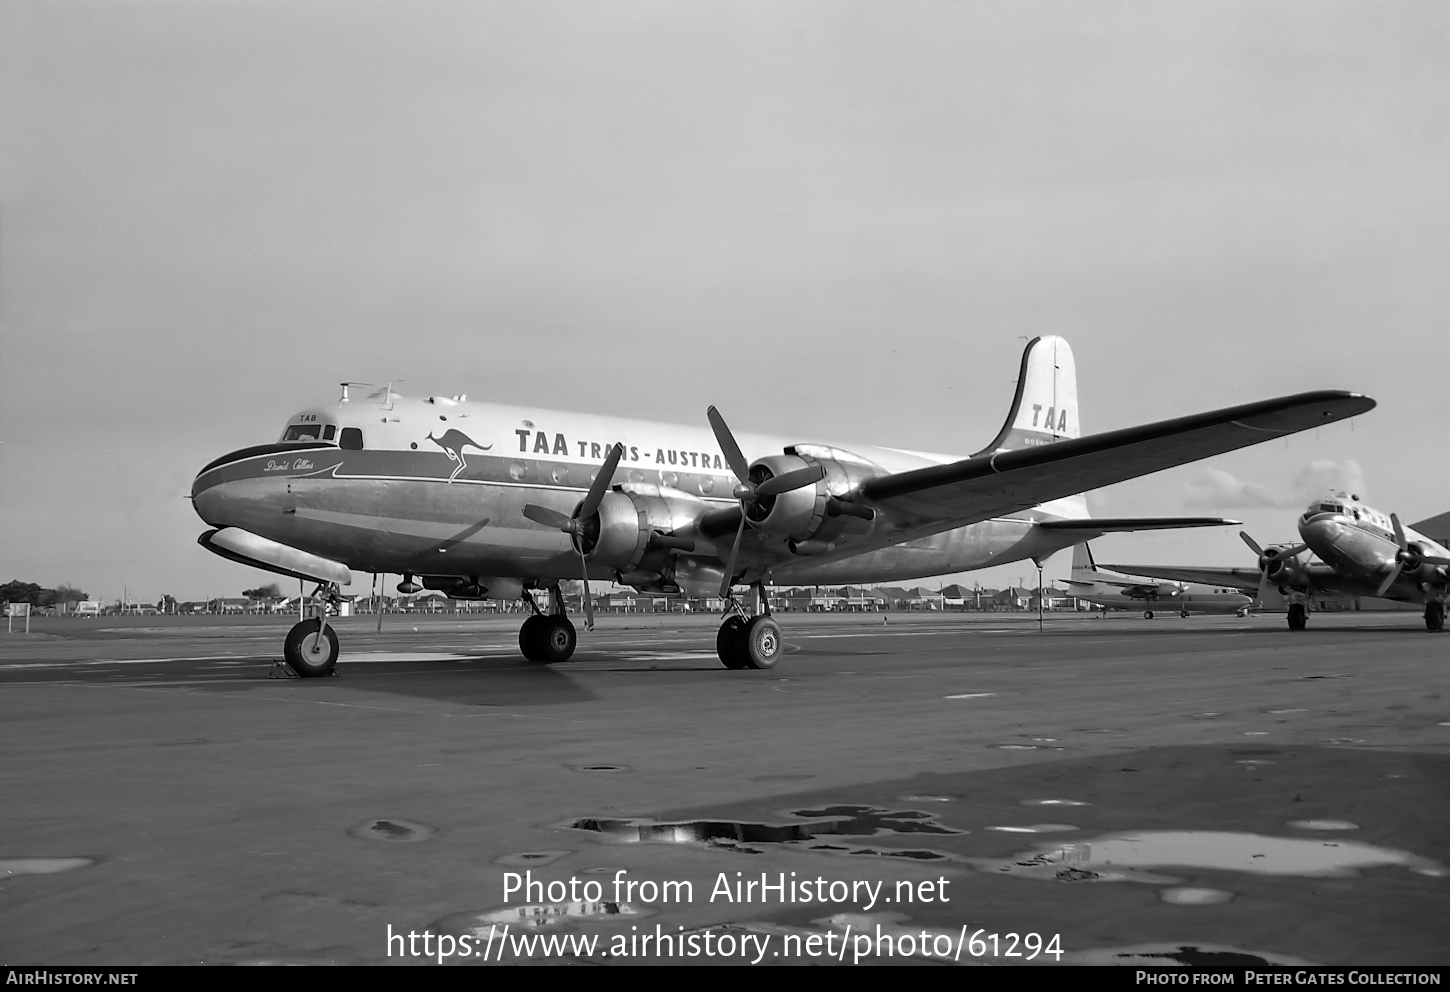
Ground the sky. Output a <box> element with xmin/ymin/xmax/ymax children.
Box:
<box><xmin>2</xmin><ymin>1</ymin><xmax>1447</xmax><ymax>603</ymax></box>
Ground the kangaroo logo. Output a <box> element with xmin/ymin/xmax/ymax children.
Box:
<box><xmin>426</xmin><ymin>429</ymin><xmax>493</xmax><ymax>482</ymax></box>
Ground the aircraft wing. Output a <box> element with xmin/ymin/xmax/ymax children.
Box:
<box><xmin>1097</xmin><ymin>563</ymin><xmax>1261</xmax><ymax>592</ymax></box>
<box><xmin>1037</xmin><ymin>516</ymin><xmax>1238</xmax><ymax>535</ymax></box>
<box><xmin>859</xmin><ymin>391</ymin><xmax>1372</xmax><ymax>526</ymax></box>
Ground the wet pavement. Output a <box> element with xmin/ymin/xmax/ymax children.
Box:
<box><xmin>0</xmin><ymin>610</ymin><xmax>1446</xmax><ymax>965</ymax></box>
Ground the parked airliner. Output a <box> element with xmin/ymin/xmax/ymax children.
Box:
<box><xmin>1064</xmin><ymin>543</ymin><xmax>1252</xmax><ymax>618</ymax></box>
<box><xmin>1103</xmin><ymin>495</ymin><xmax>1450</xmax><ymax>631</ymax></box>
<box><xmin>190</xmin><ymin>336</ymin><xmax>1372</xmax><ymax>674</ymax></box>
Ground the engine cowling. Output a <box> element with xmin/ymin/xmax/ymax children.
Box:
<box><xmin>578</xmin><ymin>485</ymin><xmax>708</xmax><ymax>574</ymax></box>
<box><xmin>746</xmin><ymin>445</ymin><xmax>888</xmax><ymax>548</ymax></box>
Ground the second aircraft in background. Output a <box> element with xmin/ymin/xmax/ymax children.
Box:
<box><xmin>1102</xmin><ymin>494</ymin><xmax>1450</xmax><ymax>632</ymax></box>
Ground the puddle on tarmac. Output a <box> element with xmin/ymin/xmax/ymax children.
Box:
<box><xmin>440</xmin><ymin>900</ymin><xmax>647</xmax><ymax>933</ymax></box>
<box><xmin>568</xmin><ymin>805</ymin><xmax>963</xmax><ymax>860</ymax></box>
<box><xmin>989</xmin><ymin>743</ymin><xmax>1064</xmax><ymax>751</ymax></box>
<box><xmin>496</xmin><ymin>850</ymin><xmax>570</xmax><ymax>867</ymax></box>
<box><xmin>992</xmin><ymin>831</ymin><xmax>1446</xmax><ymax>880</ymax></box>
<box><xmin>898</xmin><ymin>795</ymin><xmax>954</xmax><ymax>803</ymax></box>
<box><xmin>1021</xmin><ymin>799</ymin><xmax>1090</xmax><ymax>807</ymax></box>
<box><xmin>1288</xmin><ymin>820</ymin><xmax>1358</xmax><ymax>831</ymax></box>
<box><xmin>0</xmin><ymin>858</ymin><xmax>94</xmax><ymax>879</ymax></box>
<box><xmin>1237</xmin><ymin>760</ymin><xmax>1275</xmax><ymax>766</ymax></box>
<box><xmin>1074</xmin><ymin>943</ymin><xmax>1312</xmax><ymax>966</ymax></box>
<box><xmin>1321</xmin><ymin>738</ymin><xmax>1365</xmax><ymax>745</ymax></box>
<box><xmin>348</xmin><ymin>818</ymin><xmax>435</xmax><ymax>843</ymax></box>
<box><xmin>985</xmin><ymin>824</ymin><xmax>1078</xmax><ymax>834</ymax></box>
<box><xmin>1269</xmin><ymin>708</ymin><xmax>1308</xmax><ymax>714</ymax></box>
<box><xmin>1160</xmin><ymin>887</ymin><xmax>1234</xmax><ymax>905</ymax></box>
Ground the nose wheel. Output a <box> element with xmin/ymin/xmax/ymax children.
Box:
<box><xmin>284</xmin><ymin>618</ymin><xmax>339</xmax><ymax>677</ymax></box>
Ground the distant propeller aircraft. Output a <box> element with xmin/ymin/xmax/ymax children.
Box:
<box><xmin>191</xmin><ymin>337</ymin><xmax>1373</xmax><ymax>676</ymax></box>
<box><xmin>1064</xmin><ymin>542</ymin><xmax>1252</xmax><ymax>618</ymax></box>
<box><xmin>1102</xmin><ymin>494</ymin><xmax>1450</xmax><ymax>631</ymax></box>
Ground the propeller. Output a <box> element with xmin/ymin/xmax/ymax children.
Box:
<box><xmin>1240</xmin><ymin>531</ymin><xmax>1308</xmax><ymax>606</ymax></box>
<box><xmin>707</xmin><ymin>406</ymin><xmax>826</xmax><ymax>598</ymax></box>
<box><xmin>1374</xmin><ymin>513</ymin><xmax>1450</xmax><ymax>597</ymax></box>
<box><xmin>521</xmin><ymin>442</ymin><xmax>623</xmax><ymax>630</ymax></box>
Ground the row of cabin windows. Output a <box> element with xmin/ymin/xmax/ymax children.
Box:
<box><xmin>281</xmin><ymin>424</ymin><xmax>364</xmax><ymax>450</ymax></box>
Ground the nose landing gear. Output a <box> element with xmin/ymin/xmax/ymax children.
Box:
<box><xmin>283</xmin><ymin>582</ymin><xmax>342</xmax><ymax>677</ymax></box>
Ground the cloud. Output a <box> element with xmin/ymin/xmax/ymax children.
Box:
<box><xmin>1184</xmin><ymin>461</ymin><xmax>1364</xmax><ymax>510</ymax></box>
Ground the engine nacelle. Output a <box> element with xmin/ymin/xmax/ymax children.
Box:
<box><xmin>746</xmin><ymin>444</ymin><xmax>888</xmax><ymax>544</ymax></box>
<box><xmin>581</xmin><ymin>485</ymin><xmax>708</xmax><ymax>573</ymax></box>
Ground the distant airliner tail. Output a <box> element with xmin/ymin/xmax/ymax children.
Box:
<box><xmin>1070</xmin><ymin>542</ymin><xmax>1098</xmax><ymax>582</ymax></box>
<box><xmin>973</xmin><ymin>336</ymin><xmax>1080</xmax><ymax>457</ymax></box>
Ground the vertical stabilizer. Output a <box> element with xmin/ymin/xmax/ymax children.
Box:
<box><xmin>1070</xmin><ymin>542</ymin><xmax>1098</xmax><ymax>582</ymax></box>
<box><xmin>973</xmin><ymin>336</ymin><xmax>1079</xmax><ymax>456</ymax></box>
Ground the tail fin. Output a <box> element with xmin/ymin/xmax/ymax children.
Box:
<box><xmin>1070</xmin><ymin>542</ymin><xmax>1098</xmax><ymax>582</ymax></box>
<box><xmin>973</xmin><ymin>336</ymin><xmax>1079</xmax><ymax>456</ymax></box>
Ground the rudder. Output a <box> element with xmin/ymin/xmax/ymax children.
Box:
<box><xmin>1070</xmin><ymin>541</ymin><xmax>1098</xmax><ymax>581</ymax></box>
<box><xmin>974</xmin><ymin>336</ymin><xmax>1079</xmax><ymax>456</ymax></box>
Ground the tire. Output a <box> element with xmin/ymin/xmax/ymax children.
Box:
<box><xmin>1180</xmin><ymin>610</ymin><xmax>1190</xmax><ymax>618</ymax></box>
<box><xmin>717</xmin><ymin>615</ymin><xmax>748</xmax><ymax>669</ymax></box>
<box><xmin>519</xmin><ymin>615</ymin><xmax>547</xmax><ymax>661</ymax></box>
<box><xmin>284</xmin><ymin>619</ymin><xmax>339</xmax><ymax>677</ymax></box>
<box><xmin>535</xmin><ymin>615</ymin><xmax>577</xmax><ymax>663</ymax></box>
<box><xmin>741</xmin><ymin>616</ymin><xmax>784</xmax><ymax>670</ymax></box>
<box><xmin>1143</xmin><ymin>610</ymin><xmax>1154</xmax><ymax>620</ymax></box>
<box><xmin>1425</xmin><ymin>602</ymin><xmax>1444</xmax><ymax>632</ymax></box>
<box><xmin>1287</xmin><ymin>603</ymin><xmax>1307</xmax><ymax>631</ymax></box>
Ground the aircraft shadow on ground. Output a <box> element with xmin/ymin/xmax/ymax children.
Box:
<box><xmin>195</xmin><ymin>656</ymin><xmax>599</xmax><ymax>706</ymax></box>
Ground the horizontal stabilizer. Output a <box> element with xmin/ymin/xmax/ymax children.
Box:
<box><xmin>1099</xmin><ymin>562</ymin><xmax>1261</xmax><ymax>591</ymax></box>
<box><xmin>1038</xmin><ymin>517</ymin><xmax>1239</xmax><ymax>533</ymax></box>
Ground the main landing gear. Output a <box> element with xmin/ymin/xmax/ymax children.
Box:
<box><xmin>1287</xmin><ymin>602</ymin><xmax>1308</xmax><ymax>631</ymax></box>
<box><xmin>283</xmin><ymin>583</ymin><xmax>342</xmax><ymax>677</ymax></box>
<box><xmin>519</xmin><ymin>586</ymin><xmax>577</xmax><ymax>663</ymax></box>
<box><xmin>716</xmin><ymin>583</ymin><xmax>784</xmax><ymax>670</ymax></box>
<box><xmin>1425</xmin><ymin>601</ymin><xmax>1445</xmax><ymax>632</ymax></box>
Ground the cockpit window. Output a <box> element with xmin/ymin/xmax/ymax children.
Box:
<box><xmin>323</xmin><ymin>425</ymin><xmax>336</xmax><ymax>441</ymax></box>
<box><xmin>282</xmin><ymin>424</ymin><xmax>324</xmax><ymax>441</ymax></box>
<box><xmin>339</xmin><ymin>427</ymin><xmax>364</xmax><ymax>450</ymax></box>
<box><xmin>1317</xmin><ymin>503</ymin><xmax>1342</xmax><ymax>514</ymax></box>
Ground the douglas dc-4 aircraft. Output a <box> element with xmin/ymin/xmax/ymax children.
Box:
<box><xmin>190</xmin><ymin>337</ymin><xmax>1373</xmax><ymax>676</ymax></box>
<box><xmin>1064</xmin><ymin>542</ymin><xmax>1253</xmax><ymax>619</ymax></box>
<box><xmin>1102</xmin><ymin>495</ymin><xmax>1450</xmax><ymax>632</ymax></box>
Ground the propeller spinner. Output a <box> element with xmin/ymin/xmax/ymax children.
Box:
<box><xmin>522</xmin><ymin>442</ymin><xmax>624</xmax><ymax>631</ymax></box>
<box><xmin>707</xmin><ymin>406</ymin><xmax>825</xmax><ymax>598</ymax></box>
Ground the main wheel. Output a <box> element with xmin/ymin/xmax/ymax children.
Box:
<box><xmin>716</xmin><ymin>615</ymin><xmax>748</xmax><ymax>669</ymax></box>
<box><xmin>1425</xmin><ymin>602</ymin><xmax>1445</xmax><ymax>632</ymax></box>
<box><xmin>284</xmin><ymin>618</ymin><xmax>339</xmax><ymax>677</ymax></box>
<box><xmin>1143</xmin><ymin>610</ymin><xmax>1154</xmax><ymax>620</ymax></box>
<box><xmin>519</xmin><ymin>615</ymin><xmax>547</xmax><ymax>660</ymax></box>
<box><xmin>535</xmin><ymin>615</ymin><xmax>577</xmax><ymax>663</ymax></box>
<box><xmin>1180</xmin><ymin>610</ymin><xmax>1190</xmax><ymax>618</ymax></box>
<box><xmin>1287</xmin><ymin>603</ymin><xmax>1308</xmax><ymax>631</ymax></box>
<box><xmin>741</xmin><ymin>616</ymin><xmax>784</xmax><ymax>670</ymax></box>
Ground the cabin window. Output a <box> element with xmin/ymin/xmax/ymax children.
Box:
<box><xmin>283</xmin><ymin>424</ymin><xmax>323</xmax><ymax>441</ymax></box>
<box><xmin>339</xmin><ymin>428</ymin><xmax>364</xmax><ymax>451</ymax></box>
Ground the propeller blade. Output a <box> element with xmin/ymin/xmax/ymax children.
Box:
<box><xmin>1274</xmin><ymin>543</ymin><xmax>1309</xmax><ymax>560</ymax></box>
<box><xmin>1376</xmin><ymin>563</ymin><xmax>1403</xmax><ymax>598</ymax></box>
<box><xmin>523</xmin><ymin>504</ymin><xmax>572</xmax><ymax>530</ymax></box>
<box><xmin>754</xmin><ymin>463</ymin><xmax>826</xmax><ymax>497</ymax></box>
<box><xmin>578</xmin><ymin>549</ymin><xmax>594</xmax><ymax>632</ymax></box>
<box><xmin>707</xmin><ymin>406</ymin><xmax>751</xmax><ymax>483</ymax></box>
<box><xmin>1256</xmin><ymin>570</ymin><xmax>1270</xmax><ymax>608</ymax></box>
<box><xmin>1240</xmin><ymin>531</ymin><xmax>1264</xmax><ymax>557</ymax></box>
<box><xmin>578</xmin><ymin>443</ymin><xmax>624</xmax><ymax>520</ymax></box>
<box><xmin>1392</xmin><ymin>513</ymin><xmax>1407</xmax><ymax>551</ymax></box>
<box><xmin>718</xmin><ymin>510</ymin><xmax>747</xmax><ymax>599</ymax></box>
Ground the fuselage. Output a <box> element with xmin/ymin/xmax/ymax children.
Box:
<box><xmin>1064</xmin><ymin>577</ymin><xmax>1251</xmax><ymax>612</ymax></box>
<box><xmin>191</xmin><ymin>388</ymin><xmax>1088</xmax><ymax>589</ymax></box>
<box><xmin>1295</xmin><ymin>494</ymin><xmax>1450</xmax><ymax>602</ymax></box>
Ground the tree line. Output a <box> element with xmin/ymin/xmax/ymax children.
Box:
<box><xmin>1</xmin><ymin>581</ymin><xmax>89</xmax><ymax>606</ymax></box>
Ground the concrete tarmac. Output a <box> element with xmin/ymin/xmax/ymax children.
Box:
<box><xmin>1</xmin><ymin>610</ymin><xmax>1447</xmax><ymax>966</ymax></box>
